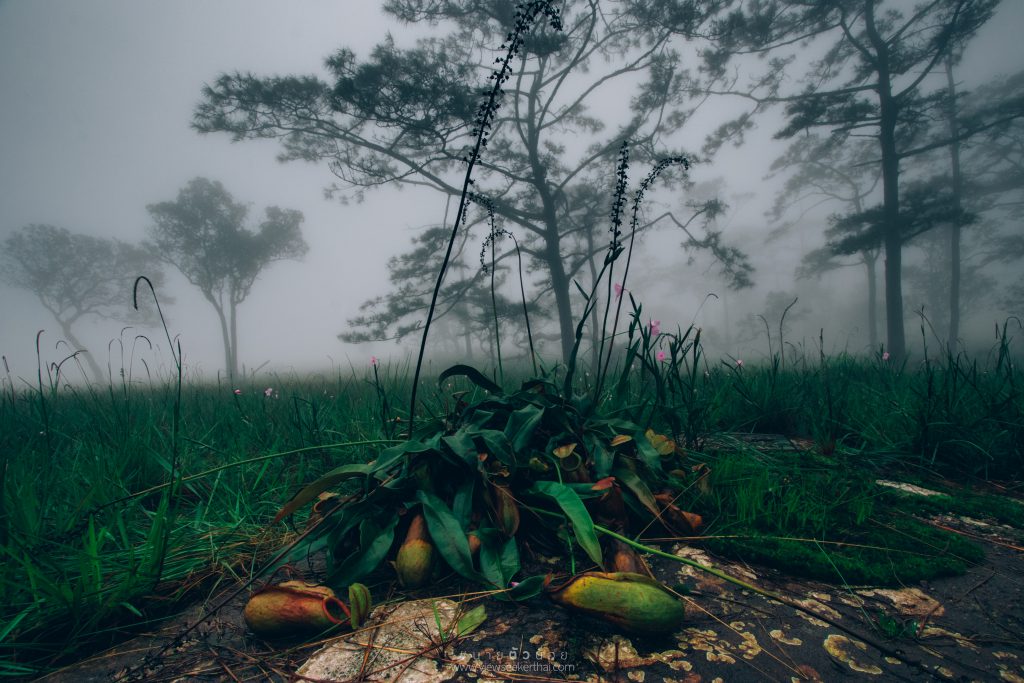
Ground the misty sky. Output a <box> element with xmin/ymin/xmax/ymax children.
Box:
<box><xmin>1</xmin><ymin>1</ymin><xmax>1023</xmax><ymax>383</ymax></box>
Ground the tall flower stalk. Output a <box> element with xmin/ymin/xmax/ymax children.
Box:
<box><xmin>596</xmin><ymin>154</ymin><xmax>689</xmax><ymax>398</ymax></box>
<box><xmin>594</xmin><ymin>142</ymin><xmax>630</xmax><ymax>387</ymax></box>
<box><xmin>409</xmin><ymin>1</ymin><xmax>562</xmax><ymax>432</ymax></box>
<box><xmin>561</xmin><ymin>143</ymin><xmax>689</xmax><ymax>400</ymax></box>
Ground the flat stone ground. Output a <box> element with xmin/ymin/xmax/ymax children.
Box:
<box><xmin>38</xmin><ymin>506</ymin><xmax>1024</xmax><ymax>683</ymax></box>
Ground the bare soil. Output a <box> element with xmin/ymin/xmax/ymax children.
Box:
<box><xmin>36</xmin><ymin>502</ymin><xmax>1024</xmax><ymax>683</ymax></box>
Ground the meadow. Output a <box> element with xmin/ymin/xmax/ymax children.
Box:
<box><xmin>2</xmin><ymin>326</ymin><xmax>1022</xmax><ymax>676</ymax></box>
<box><xmin>3</xmin><ymin>5</ymin><xmax>1022</xmax><ymax>674</ymax></box>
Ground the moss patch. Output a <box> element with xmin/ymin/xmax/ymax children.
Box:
<box><xmin>878</xmin><ymin>482</ymin><xmax>1024</xmax><ymax>529</ymax></box>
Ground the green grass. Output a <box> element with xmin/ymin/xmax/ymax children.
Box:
<box><xmin>684</xmin><ymin>450</ymin><xmax>985</xmax><ymax>584</ymax></box>
<box><xmin>0</xmin><ymin>363</ymin><xmax>401</xmax><ymax>675</ymax></box>
<box><xmin>628</xmin><ymin>337</ymin><xmax>1024</xmax><ymax>480</ymax></box>
<box><xmin>1</xmin><ymin>340</ymin><xmax>1021</xmax><ymax>675</ymax></box>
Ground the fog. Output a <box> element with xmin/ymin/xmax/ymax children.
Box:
<box><xmin>2</xmin><ymin>1</ymin><xmax>1022</xmax><ymax>385</ymax></box>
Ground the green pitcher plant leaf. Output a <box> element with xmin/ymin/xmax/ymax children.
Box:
<box><xmin>442</xmin><ymin>429</ymin><xmax>479</xmax><ymax>467</ymax></box>
<box><xmin>506</xmin><ymin>575</ymin><xmax>547</xmax><ymax>601</ymax></box>
<box><xmin>504</xmin><ymin>403</ymin><xmax>544</xmax><ymax>454</ymax></box>
<box><xmin>273</xmin><ymin>463</ymin><xmax>373</xmax><ymax>523</ymax></box>
<box><xmin>438</xmin><ymin>364</ymin><xmax>503</xmax><ymax>395</ymax></box>
<box><xmin>528</xmin><ymin>481</ymin><xmax>603</xmax><ymax>567</ymax></box>
<box><xmin>456</xmin><ymin>604</ymin><xmax>488</xmax><ymax>637</ymax></box>
<box><xmin>633</xmin><ymin>429</ymin><xmax>665</xmax><ymax>476</ymax></box>
<box><xmin>416</xmin><ymin>490</ymin><xmax>482</xmax><ymax>584</ymax></box>
<box><xmin>328</xmin><ymin>515</ymin><xmax>399</xmax><ymax>585</ymax></box>
<box><xmin>452</xmin><ymin>478</ymin><xmax>476</xmax><ymax>529</ymax></box>
<box><xmin>475</xmin><ymin>528</ymin><xmax>521</xmax><ymax>591</ymax></box>
<box><xmin>612</xmin><ymin>466</ymin><xmax>661</xmax><ymax>518</ymax></box>
<box><xmin>475</xmin><ymin>429</ymin><xmax>516</xmax><ymax>467</ymax></box>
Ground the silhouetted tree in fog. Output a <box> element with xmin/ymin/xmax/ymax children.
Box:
<box><xmin>193</xmin><ymin>0</ymin><xmax>750</xmax><ymax>362</ymax></box>
<box><xmin>340</xmin><ymin>223</ymin><xmax>543</xmax><ymax>362</ymax></box>
<box><xmin>769</xmin><ymin>135</ymin><xmax>882</xmax><ymax>347</ymax></box>
<box><xmin>643</xmin><ymin>0</ymin><xmax>1013</xmax><ymax>359</ymax></box>
<box><xmin>903</xmin><ymin>226</ymin><xmax>995</xmax><ymax>338</ymax></box>
<box><xmin>953</xmin><ymin>71</ymin><xmax>1024</xmax><ymax>321</ymax></box>
<box><xmin>147</xmin><ymin>178</ymin><xmax>307</xmax><ymax>380</ymax></box>
<box><xmin>846</xmin><ymin>67</ymin><xmax>1024</xmax><ymax>343</ymax></box>
<box><xmin>907</xmin><ymin>58</ymin><xmax>1023</xmax><ymax>346</ymax></box>
<box><xmin>0</xmin><ymin>224</ymin><xmax>165</xmax><ymax>381</ymax></box>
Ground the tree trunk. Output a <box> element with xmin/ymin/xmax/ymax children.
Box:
<box><xmin>524</xmin><ymin>172</ymin><xmax>574</xmax><ymax>362</ymax></box>
<box><xmin>865</xmin><ymin>252</ymin><xmax>879</xmax><ymax>350</ymax></box>
<box><xmin>211</xmin><ymin>301</ymin><xmax>233</xmax><ymax>382</ymax></box>
<box><xmin>545</xmin><ymin>222</ymin><xmax>576</xmax><ymax>363</ymax></box>
<box><xmin>229</xmin><ymin>298</ymin><xmax>239</xmax><ymax>380</ymax></box>
<box><xmin>946</xmin><ymin>56</ymin><xmax>963</xmax><ymax>350</ymax></box>
<box><xmin>59</xmin><ymin>320</ymin><xmax>104</xmax><ymax>382</ymax></box>
<box><xmin>880</xmin><ymin>136</ymin><xmax>906</xmax><ymax>360</ymax></box>
<box><xmin>866</xmin><ymin>1</ymin><xmax>906</xmax><ymax>360</ymax></box>
<box><xmin>523</xmin><ymin>63</ymin><xmax>576</xmax><ymax>363</ymax></box>
<box><xmin>485</xmin><ymin>315</ymin><xmax>497</xmax><ymax>369</ymax></box>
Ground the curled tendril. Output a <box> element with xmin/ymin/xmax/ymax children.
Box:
<box><xmin>133</xmin><ymin>275</ymin><xmax>180</xmax><ymax>369</ymax></box>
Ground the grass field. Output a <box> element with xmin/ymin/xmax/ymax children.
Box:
<box><xmin>1</xmin><ymin>329</ymin><xmax>1022</xmax><ymax>676</ymax></box>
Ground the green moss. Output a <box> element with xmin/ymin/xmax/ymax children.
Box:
<box><xmin>879</xmin><ymin>483</ymin><xmax>1024</xmax><ymax>529</ymax></box>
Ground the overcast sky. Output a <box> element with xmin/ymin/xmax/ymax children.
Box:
<box><xmin>1</xmin><ymin>1</ymin><xmax>1022</xmax><ymax>384</ymax></box>
<box><xmin>0</xmin><ymin>1</ymin><xmax>443</xmax><ymax>381</ymax></box>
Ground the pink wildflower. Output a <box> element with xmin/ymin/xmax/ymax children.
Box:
<box><xmin>371</xmin><ymin>356</ymin><xmax>378</xmax><ymax>367</ymax></box>
<box><xmin>233</xmin><ymin>388</ymin><xmax>242</xmax><ymax>396</ymax></box>
<box><xmin>736</xmin><ymin>359</ymin><xmax>744</xmax><ymax>368</ymax></box>
<box><xmin>656</xmin><ymin>350</ymin><xmax>667</xmax><ymax>362</ymax></box>
<box><xmin>882</xmin><ymin>352</ymin><xmax>890</xmax><ymax>361</ymax></box>
<box><xmin>264</xmin><ymin>387</ymin><xmax>273</xmax><ymax>398</ymax></box>
<box><xmin>614</xmin><ymin>282</ymin><xmax>623</xmax><ymax>299</ymax></box>
<box><xmin>650</xmin><ymin>319</ymin><xmax>661</xmax><ymax>336</ymax></box>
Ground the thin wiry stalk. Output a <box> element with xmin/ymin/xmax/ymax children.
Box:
<box><xmin>132</xmin><ymin>275</ymin><xmax>180</xmax><ymax>589</ymax></box>
<box><xmin>595</xmin><ymin>141</ymin><xmax>630</xmax><ymax>388</ymax></box>
<box><xmin>371</xmin><ymin>360</ymin><xmax>392</xmax><ymax>439</ymax></box>
<box><xmin>34</xmin><ymin>331</ymin><xmax>52</xmax><ymax>458</ymax></box>
<box><xmin>473</xmin><ymin>192</ymin><xmax>537</xmax><ymax>375</ymax></box>
<box><xmin>562</xmin><ymin>254</ymin><xmax>619</xmax><ymax>398</ymax></box>
<box><xmin>779</xmin><ymin>296</ymin><xmax>798</xmax><ymax>369</ymax></box>
<box><xmin>408</xmin><ymin>1</ymin><xmax>561</xmax><ymax>432</ymax></box>
<box><xmin>0</xmin><ymin>357</ymin><xmax>11</xmax><ymax>529</ymax></box>
<box><xmin>479</xmin><ymin>206</ymin><xmax>504</xmax><ymax>383</ymax></box>
<box><xmin>510</xmin><ymin>232</ymin><xmax>538</xmax><ymax>375</ymax></box>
